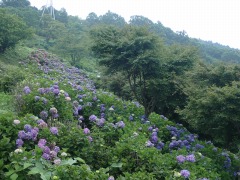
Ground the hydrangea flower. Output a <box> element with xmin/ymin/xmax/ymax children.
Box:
<box><xmin>61</xmin><ymin>152</ymin><xmax>67</xmax><ymax>157</ymax></box>
<box><xmin>54</xmin><ymin>146</ymin><xmax>60</xmax><ymax>153</ymax></box>
<box><xmin>14</xmin><ymin>148</ymin><xmax>23</xmax><ymax>154</ymax></box>
<box><xmin>16</xmin><ymin>139</ymin><xmax>24</xmax><ymax>147</ymax></box>
<box><xmin>42</xmin><ymin>153</ymin><xmax>50</xmax><ymax>160</ymax></box>
<box><xmin>176</xmin><ymin>155</ymin><xmax>186</xmax><ymax>163</ymax></box>
<box><xmin>129</xmin><ymin>115</ymin><xmax>134</xmax><ymax>121</ymax></box>
<box><xmin>24</xmin><ymin>124</ymin><xmax>32</xmax><ymax>132</ymax></box>
<box><xmin>13</xmin><ymin>120</ymin><xmax>20</xmax><ymax>125</ymax></box>
<box><xmin>35</xmin><ymin>96</ymin><xmax>40</xmax><ymax>101</ymax></box>
<box><xmin>38</xmin><ymin>88</ymin><xmax>45</xmax><ymax>94</ymax></box>
<box><xmin>108</xmin><ymin>176</ymin><xmax>115</xmax><ymax>180</ymax></box>
<box><xmin>23</xmin><ymin>86</ymin><xmax>31</xmax><ymax>94</ymax></box>
<box><xmin>54</xmin><ymin>159</ymin><xmax>61</xmax><ymax>165</ymax></box>
<box><xmin>87</xmin><ymin>136</ymin><xmax>93</xmax><ymax>142</ymax></box>
<box><xmin>49</xmin><ymin>107</ymin><xmax>58</xmax><ymax>114</ymax></box>
<box><xmin>18</xmin><ymin>130</ymin><xmax>26</xmax><ymax>139</ymax></box>
<box><xmin>50</xmin><ymin>127</ymin><xmax>58</xmax><ymax>135</ymax></box>
<box><xmin>180</xmin><ymin>170</ymin><xmax>190</xmax><ymax>178</ymax></box>
<box><xmin>96</xmin><ymin>118</ymin><xmax>105</xmax><ymax>127</ymax></box>
<box><xmin>145</xmin><ymin>140</ymin><xmax>154</xmax><ymax>147</ymax></box>
<box><xmin>89</xmin><ymin>115</ymin><xmax>97</xmax><ymax>122</ymax></box>
<box><xmin>156</xmin><ymin>142</ymin><xmax>165</xmax><ymax>150</ymax></box>
<box><xmin>151</xmin><ymin>135</ymin><xmax>158</xmax><ymax>144</ymax></box>
<box><xmin>116</xmin><ymin>121</ymin><xmax>125</xmax><ymax>128</ymax></box>
<box><xmin>38</xmin><ymin>139</ymin><xmax>47</xmax><ymax>149</ymax></box>
<box><xmin>195</xmin><ymin>144</ymin><xmax>205</xmax><ymax>149</ymax></box>
<box><xmin>39</xmin><ymin>111</ymin><xmax>48</xmax><ymax>120</ymax></box>
<box><xmin>186</xmin><ymin>154</ymin><xmax>196</xmax><ymax>162</ymax></box>
<box><xmin>83</xmin><ymin>128</ymin><xmax>90</xmax><ymax>134</ymax></box>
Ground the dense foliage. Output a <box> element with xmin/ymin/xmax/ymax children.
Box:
<box><xmin>0</xmin><ymin>8</ymin><xmax>31</xmax><ymax>53</ymax></box>
<box><xmin>1</xmin><ymin>2</ymin><xmax>240</xmax><ymax>179</ymax></box>
<box><xmin>0</xmin><ymin>50</ymin><xmax>239</xmax><ymax>180</ymax></box>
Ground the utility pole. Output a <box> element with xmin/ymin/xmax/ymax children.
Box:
<box><xmin>41</xmin><ymin>0</ymin><xmax>55</xmax><ymax>20</ymax></box>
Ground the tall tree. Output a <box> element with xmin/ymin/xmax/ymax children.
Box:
<box><xmin>0</xmin><ymin>0</ymin><xmax>30</xmax><ymax>7</ymax></box>
<box><xmin>99</xmin><ymin>11</ymin><xmax>126</xmax><ymax>27</ymax></box>
<box><xmin>91</xmin><ymin>26</ymin><xmax>164</xmax><ymax>116</ymax></box>
<box><xmin>0</xmin><ymin>9</ymin><xmax>31</xmax><ymax>53</ymax></box>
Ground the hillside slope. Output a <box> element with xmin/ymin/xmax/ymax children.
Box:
<box><xmin>0</xmin><ymin>49</ymin><xmax>239</xmax><ymax>179</ymax></box>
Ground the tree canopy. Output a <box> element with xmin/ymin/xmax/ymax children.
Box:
<box><xmin>0</xmin><ymin>9</ymin><xmax>31</xmax><ymax>53</ymax></box>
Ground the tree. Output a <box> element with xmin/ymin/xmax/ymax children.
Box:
<box><xmin>129</xmin><ymin>15</ymin><xmax>154</xmax><ymax>27</ymax></box>
<box><xmin>91</xmin><ymin>26</ymin><xmax>164</xmax><ymax>116</ymax></box>
<box><xmin>86</xmin><ymin>12</ymin><xmax>99</xmax><ymax>27</ymax></box>
<box><xmin>0</xmin><ymin>9</ymin><xmax>31</xmax><ymax>53</ymax></box>
<box><xmin>0</xmin><ymin>0</ymin><xmax>30</xmax><ymax>7</ymax></box>
<box><xmin>99</xmin><ymin>11</ymin><xmax>126</xmax><ymax>27</ymax></box>
<box><xmin>38</xmin><ymin>15</ymin><xmax>66</xmax><ymax>45</ymax></box>
<box><xmin>177</xmin><ymin>81</ymin><xmax>240</xmax><ymax>152</ymax></box>
<box><xmin>55</xmin><ymin>8</ymin><xmax>68</xmax><ymax>24</ymax></box>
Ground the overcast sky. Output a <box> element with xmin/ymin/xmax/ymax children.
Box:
<box><xmin>29</xmin><ymin>0</ymin><xmax>240</xmax><ymax>49</ymax></box>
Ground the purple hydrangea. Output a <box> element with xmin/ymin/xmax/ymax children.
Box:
<box><xmin>42</xmin><ymin>97</ymin><xmax>48</xmax><ymax>104</ymax></box>
<box><xmin>23</xmin><ymin>86</ymin><xmax>31</xmax><ymax>94</ymax></box>
<box><xmin>83</xmin><ymin>128</ymin><xmax>90</xmax><ymax>134</ymax></box>
<box><xmin>50</xmin><ymin>127</ymin><xmax>58</xmax><ymax>135</ymax></box>
<box><xmin>54</xmin><ymin>146</ymin><xmax>60</xmax><ymax>153</ymax></box>
<box><xmin>148</xmin><ymin>126</ymin><xmax>153</xmax><ymax>131</ymax></box>
<box><xmin>50</xmin><ymin>150</ymin><xmax>57</xmax><ymax>158</ymax></box>
<box><xmin>101</xmin><ymin>113</ymin><xmax>105</xmax><ymax>118</ymax></box>
<box><xmin>16</xmin><ymin>139</ymin><xmax>24</xmax><ymax>147</ymax></box>
<box><xmin>129</xmin><ymin>115</ymin><xmax>134</xmax><ymax>121</ymax></box>
<box><xmin>30</xmin><ymin>129</ymin><xmax>38</xmax><ymax>140</ymax></box>
<box><xmin>39</xmin><ymin>111</ymin><xmax>48</xmax><ymax>120</ymax></box>
<box><xmin>116</xmin><ymin>121</ymin><xmax>125</xmax><ymax>128</ymax></box>
<box><xmin>195</xmin><ymin>144</ymin><xmax>204</xmax><ymax>149</ymax></box>
<box><xmin>176</xmin><ymin>155</ymin><xmax>186</xmax><ymax>163</ymax></box>
<box><xmin>96</xmin><ymin>118</ymin><xmax>105</xmax><ymax>127</ymax></box>
<box><xmin>38</xmin><ymin>88</ymin><xmax>45</xmax><ymax>94</ymax></box>
<box><xmin>18</xmin><ymin>130</ymin><xmax>26</xmax><ymax>139</ymax></box>
<box><xmin>151</xmin><ymin>135</ymin><xmax>158</xmax><ymax>144</ymax></box>
<box><xmin>156</xmin><ymin>142</ymin><xmax>165</xmax><ymax>150</ymax></box>
<box><xmin>186</xmin><ymin>154</ymin><xmax>196</xmax><ymax>162</ymax></box>
<box><xmin>145</xmin><ymin>140</ymin><xmax>154</xmax><ymax>147</ymax></box>
<box><xmin>43</xmin><ymin>146</ymin><xmax>51</xmax><ymax>154</ymax></box>
<box><xmin>180</xmin><ymin>170</ymin><xmax>190</xmax><ymax>178</ymax></box>
<box><xmin>53</xmin><ymin>88</ymin><xmax>60</xmax><ymax>95</ymax></box>
<box><xmin>89</xmin><ymin>115</ymin><xmax>97</xmax><ymax>122</ymax></box>
<box><xmin>38</xmin><ymin>139</ymin><xmax>47</xmax><ymax>149</ymax></box>
<box><xmin>24</xmin><ymin>124</ymin><xmax>32</xmax><ymax>132</ymax></box>
<box><xmin>87</xmin><ymin>136</ymin><xmax>93</xmax><ymax>142</ymax></box>
<box><xmin>35</xmin><ymin>96</ymin><xmax>40</xmax><ymax>101</ymax></box>
<box><xmin>42</xmin><ymin>153</ymin><xmax>50</xmax><ymax>160</ymax></box>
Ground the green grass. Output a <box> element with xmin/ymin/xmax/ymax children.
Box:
<box><xmin>0</xmin><ymin>92</ymin><xmax>14</xmax><ymax>114</ymax></box>
<box><xmin>0</xmin><ymin>43</ymin><xmax>34</xmax><ymax>65</ymax></box>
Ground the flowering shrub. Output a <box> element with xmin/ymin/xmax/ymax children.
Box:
<box><xmin>0</xmin><ymin>50</ymin><xmax>239</xmax><ymax>179</ymax></box>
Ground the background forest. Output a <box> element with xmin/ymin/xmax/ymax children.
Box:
<box><xmin>1</xmin><ymin>0</ymin><xmax>240</xmax><ymax>179</ymax></box>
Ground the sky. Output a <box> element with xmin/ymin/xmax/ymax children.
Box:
<box><xmin>29</xmin><ymin>0</ymin><xmax>240</xmax><ymax>49</ymax></box>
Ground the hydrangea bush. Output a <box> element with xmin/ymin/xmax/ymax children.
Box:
<box><xmin>0</xmin><ymin>50</ymin><xmax>240</xmax><ymax>180</ymax></box>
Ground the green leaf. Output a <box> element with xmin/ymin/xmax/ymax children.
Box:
<box><xmin>40</xmin><ymin>172</ymin><xmax>51</xmax><ymax>180</ymax></box>
<box><xmin>28</xmin><ymin>167</ymin><xmax>42</xmax><ymax>175</ymax></box>
<box><xmin>23</xmin><ymin>163</ymin><xmax>33</xmax><ymax>169</ymax></box>
<box><xmin>10</xmin><ymin>173</ymin><xmax>18</xmax><ymax>180</ymax></box>
<box><xmin>0</xmin><ymin>159</ymin><xmax>3</xmax><ymax>168</ymax></box>
<box><xmin>61</xmin><ymin>158</ymin><xmax>77</xmax><ymax>165</ymax></box>
<box><xmin>75</xmin><ymin>157</ymin><xmax>85</xmax><ymax>164</ymax></box>
<box><xmin>111</xmin><ymin>162</ymin><xmax>123</xmax><ymax>168</ymax></box>
<box><xmin>5</xmin><ymin>170</ymin><xmax>14</xmax><ymax>177</ymax></box>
